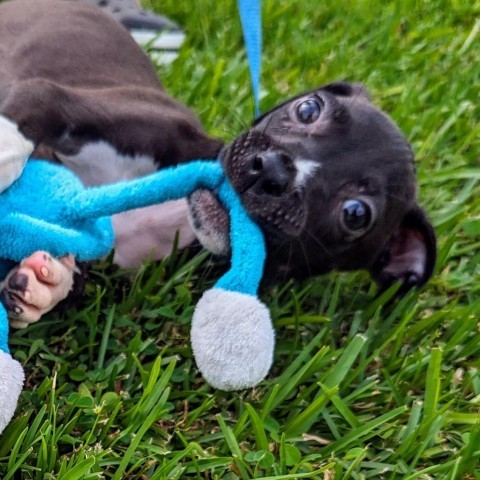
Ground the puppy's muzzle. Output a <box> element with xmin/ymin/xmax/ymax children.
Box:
<box><xmin>221</xmin><ymin>131</ymin><xmax>307</xmax><ymax>238</ymax></box>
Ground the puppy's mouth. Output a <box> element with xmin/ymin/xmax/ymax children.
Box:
<box><xmin>220</xmin><ymin>130</ymin><xmax>307</xmax><ymax>238</ymax></box>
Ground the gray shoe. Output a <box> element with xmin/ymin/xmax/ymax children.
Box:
<box><xmin>71</xmin><ymin>0</ymin><xmax>185</xmax><ymax>62</ymax></box>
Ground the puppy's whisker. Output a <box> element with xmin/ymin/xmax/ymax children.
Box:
<box><xmin>286</xmin><ymin>239</ymin><xmax>294</xmax><ymax>277</ymax></box>
<box><xmin>385</xmin><ymin>183</ymin><xmax>414</xmax><ymax>187</ymax></box>
<box><xmin>213</xmin><ymin>104</ymin><xmax>250</xmax><ymax>139</ymax></box>
<box><xmin>302</xmin><ymin>227</ymin><xmax>334</xmax><ymax>258</ymax></box>
<box><xmin>384</xmin><ymin>192</ymin><xmax>411</xmax><ymax>205</ymax></box>
<box><xmin>267</xmin><ymin>238</ymin><xmax>290</xmax><ymax>257</ymax></box>
<box><xmin>254</xmin><ymin>114</ymin><xmax>274</xmax><ymax>137</ymax></box>
<box><xmin>297</xmin><ymin>238</ymin><xmax>313</xmax><ymax>279</ymax></box>
<box><xmin>218</xmin><ymin>125</ymin><xmax>244</xmax><ymax>141</ymax></box>
<box><xmin>227</xmin><ymin>111</ymin><xmax>250</xmax><ymax>136</ymax></box>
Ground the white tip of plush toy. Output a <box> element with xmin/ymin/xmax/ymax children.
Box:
<box><xmin>191</xmin><ymin>288</ymin><xmax>274</xmax><ymax>391</ymax></box>
<box><xmin>0</xmin><ymin>350</ymin><xmax>24</xmax><ymax>434</ymax></box>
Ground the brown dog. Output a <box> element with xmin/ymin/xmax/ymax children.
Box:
<box><xmin>0</xmin><ymin>0</ymin><xmax>435</xmax><ymax>326</ymax></box>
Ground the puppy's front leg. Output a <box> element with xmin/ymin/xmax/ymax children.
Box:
<box><xmin>1</xmin><ymin>78</ymin><xmax>108</xmax><ymax>171</ymax></box>
<box><xmin>1</xmin><ymin>252</ymin><xmax>78</xmax><ymax>329</ymax></box>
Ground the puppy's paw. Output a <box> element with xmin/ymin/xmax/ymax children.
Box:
<box><xmin>1</xmin><ymin>251</ymin><xmax>77</xmax><ymax>329</ymax></box>
<box><xmin>188</xmin><ymin>189</ymin><xmax>230</xmax><ymax>256</ymax></box>
<box><xmin>0</xmin><ymin>115</ymin><xmax>34</xmax><ymax>192</ymax></box>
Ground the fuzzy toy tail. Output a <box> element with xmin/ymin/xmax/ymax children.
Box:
<box><xmin>191</xmin><ymin>288</ymin><xmax>274</xmax><ymax>390</ymax></box>
<box><xmin>0</xmin><ymin>351</ymin><xmax>24</xmax><ymax>434</ymax></box>
<box><xmin>66</xmin><ymin>160</ymin><xmax>223</xmax><ymax>221</ymax></box>
<box><xmin>0</xmin><ymin>306</ymin><xmax>24</xmax><ymax>434</ymax></box>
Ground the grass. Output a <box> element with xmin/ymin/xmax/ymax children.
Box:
<box><xmin>1</xmin><ymin>0</ymin><xmax>480</xmax><ymax>478</ymax></box>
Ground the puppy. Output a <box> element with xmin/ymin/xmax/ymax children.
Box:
<box><xmin>190</xmin><ymin>83</ymin><xmax>436</xmax><ymax>288</ymax></box>
<box><xmin>0</xmin><ymin>0</ymin><xmax>435</xmax><ymax>326</ymax></box>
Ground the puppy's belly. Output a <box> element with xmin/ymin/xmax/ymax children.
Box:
<box><xmin>57</xmin><ymin>141</ymin><xmax>196</xmax><ymax>266</ymax></box>
<box><xmin>112</xmin><ymin>199</ymin><xmax>196</xmax><ymax>268</ymax></box>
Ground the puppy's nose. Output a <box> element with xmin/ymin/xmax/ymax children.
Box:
<box><xmin>246</xmin><ymin>151</ymin><xmax>292</xmax><ymax>196</ymax></box>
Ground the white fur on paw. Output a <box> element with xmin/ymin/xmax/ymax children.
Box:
<box><xmin>187</xmin><ymin>190</ymin><xmax>230</xmax><ymax>256</ymax></box>
<box><xmin>188</xmin><ymin>215</ymin><xmax>230</xmax><ymax>256</ymax></box>
<box><xmin>191</xmin><ymin>288</ymin><xmax>275</xmax><ymax>390</ymax></box>
<box><xmin>0</xmin><ymin>351</ymin><xmax>24</xmax><ymax>434</ymax></box>
<box><xmin>0</xmin><ymin>116</ymin><xmax>33</xmax><ymax>192</ymax></box>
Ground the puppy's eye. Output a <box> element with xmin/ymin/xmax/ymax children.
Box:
<box><xmin>341</xmin><ymin>199</ymin><xmax>373</xmax><ymax>233</ymax></box>
<box><xmin>296</xmin><ymin>99</ymin><xmax>323</xmax><ymax>124</ymax></box>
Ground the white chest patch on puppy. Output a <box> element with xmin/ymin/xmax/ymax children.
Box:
<box><xmin>294</xmin><ymin>158</ymin><xmax>320</xmax><ymax>187</ymax></box>
<box><xmin>57</xmin><ymin>140</ymin><xmax>157</xmax><ymax>186</ymax></box>
<box><xmin>0</xmin><ymin>115</ymin><xmax>34</xmax><ymax>192</ymax></box>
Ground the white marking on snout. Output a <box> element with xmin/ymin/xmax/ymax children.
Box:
<box><xmin>0</xmin><ymin>115</ymin><xmax>34</xmax><ymax>192</ymax></box>
<box><xmin>56</xmin><ymin>140</ymin><xmax>156</xmax><ymax>186</ymax></box>
<box><xmin>294</xmin><ymin>158</ymin><xmax>320</xmax><ymax>187</ymax></box>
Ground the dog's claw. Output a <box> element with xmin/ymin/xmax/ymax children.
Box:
<box><xmin>406</xmin><ymin>272</ymin><xmax>420</xmax><ymax>286</ymax></box>
<box><xmin>8</xmin><ymin>272</ymin><xmax>28</xmax><ymax>291</ymax></box>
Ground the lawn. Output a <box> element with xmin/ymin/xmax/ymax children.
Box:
<box><xmin>1</xmin><ymin>0</ymin><xmax>479</xmax><ymax>478</ymax></box>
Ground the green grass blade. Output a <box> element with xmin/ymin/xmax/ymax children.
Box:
<box><xmin>245</xmin><ymin>403</ymin><xmax>270</xmax><ymax>452</ymax></box>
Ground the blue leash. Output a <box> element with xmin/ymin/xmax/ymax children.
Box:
<box><xmin>237</xmin><ymin>0</ymin><xmax>262</xmax><ymax>117</ymax></box>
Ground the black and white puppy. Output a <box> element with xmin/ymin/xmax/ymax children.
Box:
<box><xmin>190</xmin><ymin>82</ymin><xmax>436</xmax><ymax>288</ymax></box>
<box><xmin>0</xmin><ymin>0</ymin><xmax>435</xmax><ymax>326</ymax></box>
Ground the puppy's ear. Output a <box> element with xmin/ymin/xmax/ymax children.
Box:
<box><xmin>370</xmin><ymin>206</ymin><xmax>436</xmax><ymax>293</ymax></box>
<box><xmin>322</xmin><ymin>82</ymin><xmax>371</xmax><ymax>101</ymax></box>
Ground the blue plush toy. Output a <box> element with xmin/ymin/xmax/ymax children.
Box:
<box><xmin>0</xmin><ymin>159</ymin><xmax>274</xmax><ymax>433</ymax></box>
